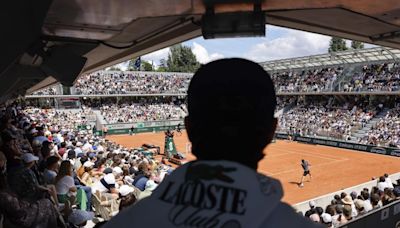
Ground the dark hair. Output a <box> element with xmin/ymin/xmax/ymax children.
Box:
<box><xmin>325</xmin><ymin>205</ymin><xmax>336</xmax><ymax>216</ymax></box>
<box><xmin>370</xmin><ymin>193</ymin><xmax>380</xmax><ymax>206</ymax></box>
<box><xmin>335</xmin><ymin>204</ymin><xmax>343</xmax><ymax>214</ymax></box>
<box><xmin>187</xmin><ymin>58</ymin><xmax>276</xmax><ymax>166</ymax></box>
<box><xmin>343</xmin><ymin>205</ymin><xmax>352</xmax><ymax>217</ymax></box>
<box><xmin>315</xmin><ymin>206</ymin><xmax>323</xmax><ymax>216</ymax></box>
<box><xmin>95</xmin><ymin>158</ymin><xmax>107</xmax><ymax>168</ymax></box>
<box><xmin>46</xmin><ymin>156</ymin><xmax>60</xmax><ymax>168</ymax></box>
<box><xmin>119</xmin><ymin>193</ymin><xmax>137</xmax><ymax>211</ymax></box>
<box><xmin>379</xmin><ymin>176</ymin><xmax>386</xmax><ymax>182</ymax></box>
<box><xmin>80</xmin><ymin>156</ymin><xmax>89</xmax><ymax>164</ymax></box>
<box><xmin>340</xmin><ymin>192</ymin><xmax>347</xmax><ymax>199</ymax></box>
<box><xmin>361</xmin><ymin>190</ymin><xmax>370</xmax><ymax>200</ymax></box>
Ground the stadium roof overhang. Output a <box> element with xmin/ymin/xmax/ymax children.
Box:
<box><xmin>260</xmin><ymin>47</ymin><xmax>400</xmax><ymax>72</ymax></box>
<box><xmin>3</xmin><ymin>0</ymin><xmax>400</xmax><ymax>100</ymax></box>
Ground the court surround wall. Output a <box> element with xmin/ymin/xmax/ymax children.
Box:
<box><xmin>275</xmin><ymin>133</ymin><xmax>400</xmax><ymax>158</ymax></box>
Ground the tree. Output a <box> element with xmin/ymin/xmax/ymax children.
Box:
<box><xmin>351</xmin><ymin>40</ymin><xmax>364</xmax><ymax>50</ymax></box>
<box><xmin>127</xmin><ymin>59</ymin><xmax>136</xmax><ymax>71</ymax></box>
<box><xmin>328</xmin><ymin>37</ymin><xmax>348</xmax><ymax>53</ymax></box>
<box><xmin>108</xmin><ymin>66</ymin><xmax>121</xmax><ymax>71</ymax></box>
<box><xmin>166</xmin><ymin>44</ymin><xmax>200</xmax><ymax>72</ymax></box>
<box><xmin>142</xmin><ymin>60</ymin><xmax>153</xmax><ymax>71</ymax></box>
<box><xmin>156</xmin><ymin>59</ymin><xmax>168</xmax><ymax>72</ymax></box>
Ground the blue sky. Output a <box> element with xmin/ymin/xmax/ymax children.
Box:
<box><xmin>116</xmin><ymin>25</ymin><xmax>375</xmax><ymax>69</ymax></box>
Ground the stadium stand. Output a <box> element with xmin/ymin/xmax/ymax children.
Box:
<box><xmin>73</xmin><ymin>71</ymin><xmax>191</xmax><ymax>95</ymax></box>
<box><xmin>271</xmin><ymin>67</ymin><xmax>342</xmax><ymax>92</ymax></box>
<box><xmin>341</xmin><ymin>62</ymin><xmax>400</xmax><ymax>92</ymax></box>
<box><xmin>278</xmin><ymin>96</ymin><xmax>378</xmax><ymax>140</ymax></box>
<box><xmin>295</xmin><ymin>173</ymin><xmax>400</xmax><ymax>227</ymax></box>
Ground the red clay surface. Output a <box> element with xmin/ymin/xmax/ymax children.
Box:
<box><xmin>108</xmin><ymin>131</ymin><xmax>400</xmax><ymax>205</ymax></box>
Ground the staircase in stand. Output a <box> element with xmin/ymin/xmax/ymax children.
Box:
<box><xmin>349</xmin><ymin>108</ymin><xmax>389</xmax><ymax>142</ymax></box>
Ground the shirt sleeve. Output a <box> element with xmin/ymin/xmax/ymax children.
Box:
<box><xmin>66</xmin><ymin>176</ymin><xmax>75</xmax><ymax>188</ymax></box>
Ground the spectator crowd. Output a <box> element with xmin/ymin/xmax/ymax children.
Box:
<box><xmin>341</xmin><ymin>62</ymin><xmax>400</xmax><ymax>92</ymax></box>
<box><xmin>278</xmin><ymin>97</ymin><xmax>377</xmax><ymax>140</ymax></box>
<box><xmin>0</xmin><ymin>104</ymin><xmax>176</xmax><ymax>227</ymax></box>
<box><xmin>271</xmin><ymin>67</ymin><xmax>342</xmax><ymax>93</ymax></box>
<box><xmin>30</xmin><ymin>61</ymin><xmax>400</xmax><ymax>96</ymax></box>
<box><xmin>73</xmin><ymin>71</ymin><xmax>191</xmax><ymax>95</ymax></box>
<box><xmin>302</xmin><ymin>174</ymin><xmax>400</xmax><ymax>227</ymax></box>
<box><xmin>359</xmin><ymin>106</ymin><xmax>400</xmax><ymax>148</ymax></box>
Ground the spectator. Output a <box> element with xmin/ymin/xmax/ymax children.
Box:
<box><xmin>104</xmin><ymin>59</ymin><xmax>321</xmax><ymax>227</ymax></box>
<box><xmin>320</xmin><ymin>213</ymin><xmax>333</xmax><ymax>228</ymax></box>
<box><xmin>384</xmin><ymin>173</ymin><xmax>394</xmax><ymax>188</ymax></box>
<box><xmin>342</xmin><ymin>205</ymin><xmax>353</xmax><ymax>222</ymax></box>
<box><xmin>43</xmin><ymin>156</ymin><xmax>60</xmax><ymax>185</ymax></box>
<box><xmin>55</xmin><ymin>160</ymin><xmax>77</xmax><ymax>204</ymax></box>
<box><xmin>370</xmin><ymin>193</ymin><xmax>381</xmax><ymax>210</ymax></box>
<box><xmin>9</xmin><ymin>153</ymin><xmax>53</xmax><ymax>202</ymax></box>
<box><xmin>377</xmin><ymin>176</ymin><xmax>390</xmax><ymax>192</ymax></box>
<box><xmin>118</xmin><ymin>185</ymin><xmax>136</xmax><ymax>211</ymax></box>
<box><xmin>0</xmin><ymin>151</ymin><xmax>58</xmax><ymax>227</ymax></box>
<box><xmin>361</xmin><ymin>190</ymin><xmax>373</xmax><ymax>212</ymax></box>
<box><xmin>68</xmin><ymin>209</ymin><xmax>95</xmax><ymax>228</ymax></box>
<box><xmin>354</xmin><ymin>199</ymin><xmax>367</xmax><ymax>216</ymax></box>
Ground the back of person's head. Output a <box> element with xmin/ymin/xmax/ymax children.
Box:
<box><xmin>315</xmin><ymin>206</ymin><xmax>324</xmax><ymax>216</ymax></box>
<box><xmin>56</xmin><ymin>160</ymin><xmax>72</xmax><ymax>182</ymax></box>
<box><xmin>343</xmin><ymin>205</ymin><xmax>352</xmax><ymax>218</ymax></box>
<box><xmin>46</xmin><ymin>156</ymin><xmax>60</xmax><ymax>169</ymax></box>
<box><xmin>119</xmin><ymin>193</ymin><xmax>137</xmax><ymax>211</ymax></box>
<box><xmin>325</xmin><ymin>205</ymin><xmax>336</xmax><ymax>216</ymax></box>
<box><xmin>379</xmin><ymin>176</ymin><xmax>386</xmax><ymax>182</ymax></box>
<box><xmin>361</xmin><ymin>190</ymin><xmax>369</xmax><ymax>200</ymax></box>
<box><xmin>186</xmin><ymin>58</ymin><xmax>277</xmax><ymax>168</ymax></box>
<box><xmin>340</xmin><ymin>192</ymin><xmax>347</xmax><ymax>199</ymax></box>
<box><xmin>370</xmin><ymin>193</ymin><xmax>380</xmax><ymax>206</ymax></box>
<box><xmin>335</xmin><ymin>204</ymin><xmax>344</xmax><ymax>213</ymax></box>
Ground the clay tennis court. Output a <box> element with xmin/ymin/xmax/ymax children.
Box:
<box><xmin>107</xmin><ymin>131</ymin><xmax>400</xmax><ymax>205</ymax></box>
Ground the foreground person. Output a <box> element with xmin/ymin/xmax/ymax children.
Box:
<box><xmin>105</xmin><ymin>59</ymin><xmax>322</xmax><ymax>227</ymax></box>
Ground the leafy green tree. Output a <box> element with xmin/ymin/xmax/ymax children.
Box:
<box><xmin>127</xmin><ymin>60</ymin><xmax>136</xmax><ymax>71</ymax></box>
<box><xmin>107</xmin><ymin>66</ymin><xmax>121</xmax><ymax>71</ymax></box>
<box><xmin>142</xmin><ymin>61</ymin><xmax>153</xmax><ymax>71</ymax></box>
<box><xmin>351</xmin><ymin>40</ymin><xmax>364</xmax><ymax>50</ymax></box>
<box><xmin>156</xmin><ymin>59</ymin><xmax>168</xmax><ymax>72</ymax></box>
<box><xmin>166</xmin><ymin>44</ymin><xmax>200</xmax><ymax>72</ymax></box>
<box><xmin>328</xmin><ymin>37</ymin><xmax>348</xmax><ymax>53</ymax></box>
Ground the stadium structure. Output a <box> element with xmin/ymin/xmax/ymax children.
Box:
<box><xmin>3</xmin><ymin>1</ymin><xmax>400</xmax><ymax>228</ymax></box>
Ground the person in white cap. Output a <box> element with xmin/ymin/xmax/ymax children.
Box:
<box><xmin>80</xmin><ymin>161</ymin><xmax>95</xmax><ymax>186</ymax></box>
<box><xmin>321</xmin><ymin>213</ymin><xmax>333</xmax><ymax>228</ymax></box>
<box><xmin>118</xmin><ymin>185</ymin><xmax>137</xmax><ymax>211</ymax></box>
<box><xmin>91</xmin><ymin>172</ymin><xmax>118</xmax><ymax>195</ymax></box>
<box><xmin>68</xmin><ymin>209</ymin><xmax>95</xmax><ymax>227</ymax></box>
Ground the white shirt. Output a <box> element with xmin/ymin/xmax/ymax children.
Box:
<box><xmin>104</xmin><ymin>160</ymin><xmax>322</xmax><ymax>228</ymax></box>
<box><xmin>378</xmin><ymin>181</ymin><xmax>390</xmax><ymax>192</ymax></box>
<box><xmin>363</xmin><ymin>199</ymin><xmax>373</xmax><ymax>212</ymax></box>
<box><xmin>56</xmin><ymin>176</ymin><xmax>75</xmax><ymax>195</ymax></box>
<box><xmin>43</xmin><ymin>169</ymin><xmax>57</xmax><ymax>185</ymax></box>
<box><xmin>91</xmin><ymin>173</ymin><xmax>116</xmax><ymax>194</ymax></box>
<box><xmin>82</xmin><ymin>143</ymin><xmax>92</xmax><ymax>153</ymax></box>
<box><xmin>385</xmin><ymin>177</ymin><xmax>394</xmax><ymax>189</ymax></box>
